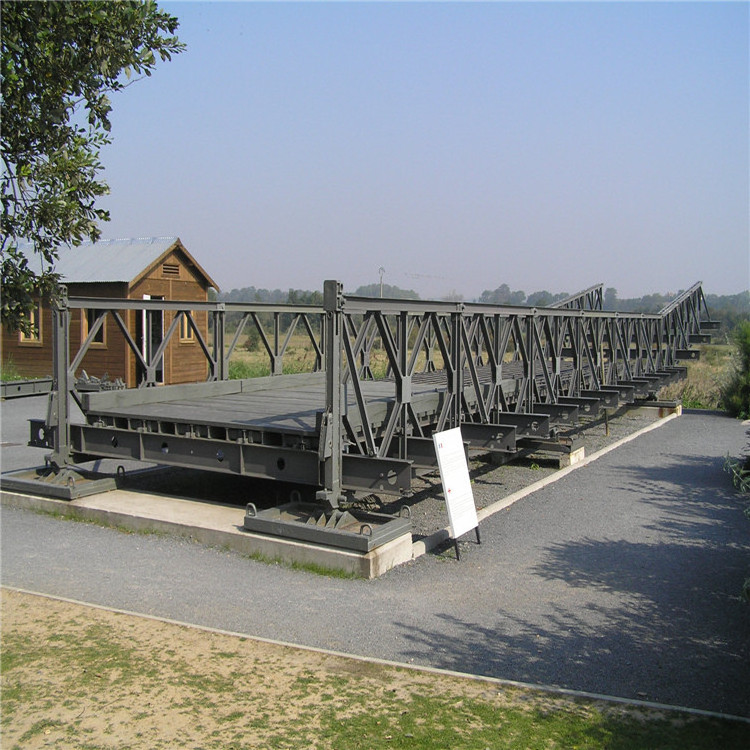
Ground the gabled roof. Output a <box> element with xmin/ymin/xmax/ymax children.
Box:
<box><xmin>18</xmin><ymin>237</ymin><xmax>219</xmax><ymax>290</ymax></box>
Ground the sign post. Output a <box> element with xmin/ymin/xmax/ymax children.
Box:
<box><xmin>432</xmin><ymin>427</ymin><xmax>480</xmax><ymax>560</ymax></box>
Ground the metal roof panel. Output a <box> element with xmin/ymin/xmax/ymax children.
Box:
<box><xmin>18</xmin><ymin>237</ymin><xmax>180</xmax><ymax>283</ymax></box>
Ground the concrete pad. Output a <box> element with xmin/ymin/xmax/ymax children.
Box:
<box><xmin>559</xmin><ymin>446</ymin><xmax>586</xmax><ymax>467</ymax></box>
<box><xmin>0</xmin><ymin>487</ymin><xmax>413</xmax><ymax>579</ymax></box>
<box><xmin>628</xmin><ymin>401</ymin><xmax>682</xmax><ymax>418</ymax></box>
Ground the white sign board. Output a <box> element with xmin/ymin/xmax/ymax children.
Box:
<box><xmin>432</xmin><ymin>427</ymin><xmax>478</xmax><ymax>540</ymax></box>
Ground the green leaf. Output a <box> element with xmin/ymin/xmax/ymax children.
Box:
<box><xmin>1</xmin><ymin>0</ymin><xmax>185</xmax><ymax>333</ymax></box>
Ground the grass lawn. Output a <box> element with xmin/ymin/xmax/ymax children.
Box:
<box><xmin>2</xmin><ymin>589</ymin><xmax>748</xmax><ymax>749</ymax></box>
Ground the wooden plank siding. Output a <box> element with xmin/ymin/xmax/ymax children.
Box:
<box><xmin>2</xmin><ymin>245</ymin><xmax>213</xmax><ymax>387</ymax></box>
<box><xmin>128</xmin><ymin>249</ymin><xmax>211</xmax><ymax>387</ymax></box>
<box><xmin>1</xmin><ymin>298</ymin><xmax>54</xmax><ymax>379</ymax></box>
<box><xmin>69</xmin><ymin>282</ymin><xmax>131</xmax><ymax>384</ymax></box>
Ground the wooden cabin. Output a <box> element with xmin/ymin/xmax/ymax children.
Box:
<box><xmin>1</xmin><ymin>237</ymin><xmax>219</xmax><ymax>387</ymax></box>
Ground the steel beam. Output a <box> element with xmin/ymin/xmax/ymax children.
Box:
<box><xmin>532</xmin><ymin>403</ymin><xmax>580</xmax><ymax>426</ymax></box>
<box><xmin>459</xmin><ymin>423</ymin><xmax>517</xmax><ymax>453</ymax></box>
<box><xmin>558</xmin><ymin>396</ymin><xmax>601</xmax><ymax>418</ymax></box>
<box><xmin>580</xmin><ymin>389</ymin><xmax>620</xmax><ymax>408</ymax></box>
<box><xmin>490</xmin><ymin>412</ymin><xmax>551</xmax><ymax>439</ymax></box>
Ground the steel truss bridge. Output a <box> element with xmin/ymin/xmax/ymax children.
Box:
<box><xmin>36</xmin><ymin>280</ymin><xmax>717</xmax><ymax>509</ymax></box>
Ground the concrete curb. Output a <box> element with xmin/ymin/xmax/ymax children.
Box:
<box><xmin>0</xmin><ymin>488</ymin><xmax>413</xmax><ymax>579</ymax></box>
<box><xmin>413</xmin><ymin>410</ymin><xmax>680</xmax><ymax>559</ymax></box>
<box><xmin>4</xmin><ymin>584</ymin><xmax>747</xmax><ymax>724</ymax></box>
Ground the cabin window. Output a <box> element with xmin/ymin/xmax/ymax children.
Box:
<box><xmin>18</xmin><ymin>300</ymin><xmax>42</xmax><ymax>344</ymax></box>
<box><xmin>162</xmin><ymin>263</ymin><xmax>180</xmax><ymax>278</ymax></box>
<box><xmin>82</xmin><ymin>309</ymin><xmax>106</xmax><ymax>346</ymax></box>
<box><xmin>180</xmin><ymin>312</ymin><xmax>195</xmax><ymax>342</ymax></box>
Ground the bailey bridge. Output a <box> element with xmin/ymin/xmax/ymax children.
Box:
<box><xmin>21</xmin><ymin>279</ymin><xmax>716</xmax><ymax>517</ymax></box>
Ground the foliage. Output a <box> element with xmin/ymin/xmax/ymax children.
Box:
<box><xmin>724</xmin><ymin>454</ymin><xmax>750</xmax><ymax>495</ymax></box>
<box><xmin>659</xmin><ymin>345</ymin><xmax>732</xmax><ymax>411</ymax></box>
<box><xmin>245</xmin><ymin>327</ymin><xmax>261</xmax><ymax>352</ymax></box>
<box><xmin>604</xmin><ymin>289</ymin><xmax>749</xmax><ymax>335</ymax></box>
<box><xmin>526</xmin><ymin>289</ymin><xmax>568</xmax><ymax>307</ymax></box>
<box><xmin>220</xmin><ymin>286</ymin><xmax>323</xmax><ymax>305</ymax></box>
<box><xmin>479</xmin><ymin>283</ymin><xmax>527</xmax><ymax>306</ymax></box>
<box><xmin>1</xmin><ymin>1</ymin><xmax>184</xmax><ymax>333</ymax></box>
<box><xmin>704</xmin><ymin>291</ymin><xmax>750</xmax><ymax>336</ymax></box>
<box><xmin>0</xmin><ymin>355</ymin><xmax>23</xmax><ymax>382</ymax></box>
<box><xmin>353</xmin><ymin>282</ymin><xmax>419</xmax><ymax>300</ymax></box>
<box><xmin>721</xmin><ymin>321</ymin><xmax>750</xmax><ymax>418</ymax></box>
<box><xmin>603</xmin><ymin>287</ymin><xmax>618</xmax><ymax>309</ymax></box>
<box><xmin>723</xmin><ymin>433</ymin><xmax>750</xmax><ymax>603</ymax></box>
<box><xmin>228</xmin><ymin>359</ymin><xmax>268</xmax><ymax>380</ymax></box>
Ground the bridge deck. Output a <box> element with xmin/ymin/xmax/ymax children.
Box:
<box><xmin>80</xmin><ymin>375</ymin><xmax>446</xmax><ymax>439</ymax></box>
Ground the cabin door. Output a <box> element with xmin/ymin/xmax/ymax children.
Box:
<box><xmin>136</xmin><ymin>295</ymin><xmax>164</xmax><ymax>384</ymax></box>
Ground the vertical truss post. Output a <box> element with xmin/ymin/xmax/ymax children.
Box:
<box><xmin>213</xmin><ymin>304</ymin><xmax>227</xmax><ymax>380</ymax></box>
<box><xmin>522</xmin><ymin>313</ymin><xmax>535</xmax><ymax>412</ymax></box>
<box><xmin>450</xmin><ymin>309</ymin><xmax>463</xmax><ymax>427</ymax></box>
<box><xmin>318</xmin><ymin>280</ymin><xmax>345</xmax><ymax>509</ymax></box>
<box><xmin>47</xmin><ymin>289</ymin><xmax>72</xmax><ymax>469</ymax></box>
<box><xmin>397</xmin><ymin>310</ymin><xmax>410</xmax><ymax>458</ymax></box>
<box><xmin>423</xmin><ymin>326</ymin><xmax>436</xmax><ymax>372</ymax></box>
<box><xmin>272</xmin><ymin>312</ymin><xmax>283</xmax><ymax>375</ymax></box>
<box><xmin>574</xmin><ymin>314</ymin><xmax>585</xmax><ymax>395</ymax></box>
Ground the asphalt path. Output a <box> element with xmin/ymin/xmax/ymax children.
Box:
<box><xmin>2</xmin><ymin>398</ymin><xmax>750</xmax><ymax>717</ymax></box>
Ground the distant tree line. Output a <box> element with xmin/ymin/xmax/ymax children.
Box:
<box><xmin>218</xmin><ymin>286</ymin><xmax>323</xmax><ymax>306</ymax></box>
<box><xmin>216</xmin><ymin>284</ymin><xmax>749</xmax><ymax>335</ymax></box>
<box><xmin>350</xmin><ymin>283</ymin><xmax>420</xmax><ymax>300</ymax></box>
<box><xmin>606</xmin><ymin>288</ymin><xmax>749</xmax><ymax>336</ymax></box>
<box><xmin>478</xmin><ymin>284</ymin><xmax>570</xmax><ymax>307</ymax></box>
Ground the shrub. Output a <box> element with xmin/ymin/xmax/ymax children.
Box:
<box><xmin>228</xmin><ymin>360</ymin><xmax>269</xmax><ymax>379</ymax></box>
<box><xmin>245</xmin><ymin>327</ymin><xmax>262</xmax><ymax>352</ymax></box>
<box><xmin>721</xmin><ymin>321</ymin><xmax>750</xmax><ymax>419</ymax></box>
<box><xmin>1</xmin><ymin>355</ymin><xmax>23</xmax><ymax>381</ymax></box>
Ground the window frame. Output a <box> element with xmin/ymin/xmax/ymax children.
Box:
<box><xmin>18</xmin><ymin>299</ymin><xmax>43</xmax><ymax>345</ymax></box>
<box><xmin>179</xmin><ymin>311</ymin><xmax>195</xmax><ymax>343</ymax></box>
<box><xmin>81</xmin><ymin>308</ymin><xmax>107</xmax><ymax>348</ymax></box>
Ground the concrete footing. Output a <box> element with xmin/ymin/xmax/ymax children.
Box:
<box><xmin>0</xmin><ymin>488</ymin><xmax>413</xmax><ymax>579</ymax></box>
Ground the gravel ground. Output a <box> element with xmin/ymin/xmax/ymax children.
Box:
<box><xmin>373</xmin><ymin>407</ymin><xmax>664</xmax><ymax>538</ymax></box>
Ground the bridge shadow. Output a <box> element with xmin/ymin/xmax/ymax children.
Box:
<box><xmin>600</xmin><ymin>452</ymin><xmax>750</xmax><ymax>542</ymax></box>
<box><xmin>393</xmin><ymin>543</ymin><xmax>749</xmax><ymax>716</ymax></box>
<box><xmin>390</xmin><ymin>451</ymin><xmax>750</xmax><ymax>717</ymax></box>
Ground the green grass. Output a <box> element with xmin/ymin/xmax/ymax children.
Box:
<box><xmin>243</xmin><ymin>549</ymin><xmax>360</xmax><ymax>579</ymax></box>
<box><xmin>314</xmin><ymin>694</ymin><xmax>748</xmax><ymax>749</ymax></box>
<box><xmin>228</xmin><ymin>358</ymin><xmax>271</xmax><ymax>379</ymax></box>
<box><xmin>227</xmin><ymin>356</ymin><xmax>320</xmax><ymax>379</ymax></box>
<box><xmin>659</xmin><ymin>344</ymin><xmax>734</xmax><ymax>410</ymax></box>
<box><xmin>3</xmin><ymin>596</ymin><xmax>749</xmax><ymax>749</ymax></box>
<box><xmin>1</xmin><ymin>355</ymin><xmax>25</xmax><ymax>381</ymax></box>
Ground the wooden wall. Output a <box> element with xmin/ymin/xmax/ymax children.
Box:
<box><xmin>1</xmin><ymin>247</ymin><xmax>212</xmax><ymax>387</ymax></box>
<box><xmin>1</xmin><ymin>299</ymin><xmax>55</xmax><ymax>379</ymax></box>
<box><xmin>127</xmin><ymin>247</ymin><xmax>210</xmax><ymax>387</ymax></box>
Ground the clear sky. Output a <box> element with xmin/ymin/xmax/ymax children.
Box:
<box><xmin>98</xmin><ymin>0</ymin><xmax>749</xmax><ymax>300</ymax></box>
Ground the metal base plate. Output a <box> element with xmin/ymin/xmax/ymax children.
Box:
<box><xmin>0</xmin><ymin>467</ymin><xmax>117</xmax><ymax>500</ymax></box>
<box><xmin>243</xmin><ymin>502</ymin><xmax>412</xmax><ymax>552</ymax></box>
